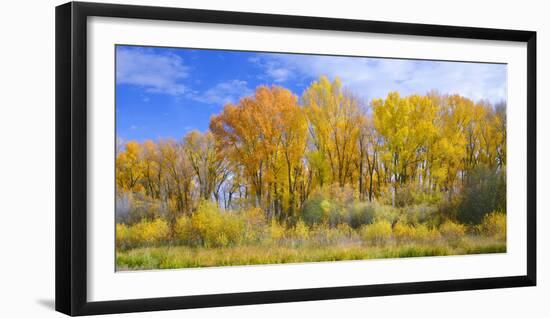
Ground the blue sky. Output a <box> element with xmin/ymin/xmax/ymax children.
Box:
<box><xmin>116</xmin><ymin>45</ymin><xmax>507</xmax><ymax>141</ymax></box>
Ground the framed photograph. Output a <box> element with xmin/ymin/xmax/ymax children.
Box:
<box><xmin>55</xmin><ymin>1</ymin><xmax>536</xmax><ymax>316</ymax></box>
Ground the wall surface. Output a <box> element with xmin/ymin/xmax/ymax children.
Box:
<box><xmin>0</xmin><ymin>0</ymin><xmax>547</xmax><ymax>316</ymax></box>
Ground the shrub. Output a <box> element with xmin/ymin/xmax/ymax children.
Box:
<box><xmin>301</xmin><ymin>194</ymin><xmax>347</xmax><ymax>227</ymax></box>
<box><xmin>269</xmin><ymin>219</ymin><xmax>286</xmax><ymax>242</ymax></box>
<box><xmin>190</xmin><ymin>201</ymin><xmax>244</xmax><ymax>247</ymax></box>
<box><xmin>382</xmin><ymin>184</ymin><xmax>443</xmax><ymax>208</ymax></box>
<box><xmin>309</xmin><ymin>223</ymin><xmax>356</xmax><ymax>245</ymax></box>
<box><xmin>116</xmin><ymin>223</ymin><xmax>130</xmax><ymax>248</ymax></box>
<box><xmin>403</xmin><ymin>204</ymin><xmax>439</xmax><ymax>225</ymax></box>
<box><xmin>241</xmin><ymin>207</ymin><xmax>266</xmax><ymax>226</ymax></box>
<box><xmin>116</xmin><ymin>192</ymin><xmax>163</xmax><ymax>224</ymax></box>
<box><xmin>440</xmin><ymin>220</ymin><xmax>466</xmax><ymax>241</ymax></box>
<box><xmin>412</xmin><ymin>224</ymin><xmax>441</xmax><ymax>242</ymax></box>
<box><xmin>115</xmin><ymin>194</ymin><xmax>132</xmax><ymax>223</ymax></box>
<box><xmin>142</xmin><ymin>218</ymin><xmax>170</xmax><ymax>244</ymax></box>
<box><xmin>393</xmin><ymin>185</ymin><xmax>416</xmax><ymax>207</ymax></box>
<box><xmin>392</xmin><ymin>222</ymin><xmax>442</xmax><ymax>244</ymax></box>
<box><xmin>301</xmin><ymin>196</ymin><xmax>331</xmax><ymax>225</ymax></box>
<box><xmin>174</xmin><ymin>216</ymin><xmax>192</xmax><ymax>243</ymax></box>
<box><xmin>190</xmin><ymin>202</ymin><xmax>220</xmax><ymax>246</ymax></box>
<box><xmin>301</xmin><ymin>186</ymin><xmax>404</xmax><ymax>230</ymax></box>
<box><xmin>301</xmin><ymin>185</ymin><xmax>356</xmax><ymax>226</ymax></box>
<box><xmin>392</xmin><ymin>222</ymin><xmax>416</xmax><ymax>243</ymax></box>
<box><xmin>240</xmin><ymin>207</ymin><xmax>267</xmax><ymax>243</ymax></box>
<box><xmin>309</xmin><ymin>223</ymin><xmax>331</xmax><ymax>245</ymax></box>
<box><xmin>371</xmin><ymin>203</ymin><xmax>401</xmax><ymax>224</ymax></box>
<box><xmin>348</xmin><ymin>202</ymin><xmax>375</xmax><ymax>228</ymax></box>
<box><xmin>360</xmin><ymin>220</ymin><xmax>392</xmax><ymax>245</ymax></box>
<box><xmin>326</xmin><ymin>184</ymin><xmax>356</xmax><ymax>207</ymax></box>
<box><xmin>479</xmin><ymin>211</ymin><xmax>506</xmax><ymax>240</ymax></box>
<box><xmin>222</xmin><ymin>215</ymin><xmax>245</xmax><ymax>246</ymax></box>
<box><xmin>437</xmin><ymin>195</ymin><xmax>461</xmax><ymax>222</ymax></box>
<box><xmin>458</xmin><ymin>165</ymin><xmax>506</xmax><ymax>224</ymax></box>
<box><xmin>411</xmin><ymin>190</ymin><xmax>444</xmax><ymax>206</ymax></box>
<box><xmin>327</xmin><ymin>206</ymin><xmax>348</xmax><ymax>227</ymax></box>
<box><xmin>117</xmin><ymin>218</ymin><xmax>170</xmax><ymax>248</ymax></box>
<box><xmin>334</xmin><ymin>223</ymin><xmax>354</xmax><ymax>238</ymax></box>
<box><xmin>290</xmin><ymin>220</ymin><xmax>310</xmax><ymax>242</ymax></box>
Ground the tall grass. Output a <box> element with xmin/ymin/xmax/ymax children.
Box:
<box><xmin>116</xmin><ymin>239</ymin><xmax>506</xmax><ymax>270</ymax></box>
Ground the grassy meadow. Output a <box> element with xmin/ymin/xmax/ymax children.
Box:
<box><xmin>117</xmin><ymin>241</ymin><xmax>506</xmax><ymax>270</ymax></box>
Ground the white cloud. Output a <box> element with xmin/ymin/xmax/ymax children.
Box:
<box><xmin>249</xmin><ymin>56</ymin><xmax>292</xmax><ymax>83</ymax></box>
<box><xmin>117</xmin><ymin>47</ymin><xmax>254</xmax><ymax>106</ymax></box>
<box><xmin>256</xmin><ymin>53</ymin><xmax>507</xmax><ymax>104</ymax></box>
<box><xmin>266</xmin><ymin>67</ymin><xmax>291</xmax><ymax>83</ymax></box>
<box><xmin>117</xmin><ymin>47</ymin><xmax>189</xmax><ymax>96</ymax></box>
<box><xmin>189</xmin><ymin>80</ymin><xmax>253</xmax><ymax>105</ymax></box>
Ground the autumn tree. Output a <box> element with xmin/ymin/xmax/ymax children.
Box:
<box><xmin>210</xmin><ymin>85</ymin><xmax>307</xmax><ymax>219</ymax></box>
<box><xmin>373</xmin><ymin>93</ymin><xmax>438</xmax><ymax>206</ymax></box>
<box><xmin>303</xmin><ymin>76</ymin><xmax>363</xmax><ymax>188</ymax></box>
<box><xmin>357</xmin><ymin>115</ymin><xmax>381</xmax><ymax>201</ymax></box>
<box><xmin>184</xmin><ymin>131</ymin><xmax>230</xmax><ymax>203</ymax></box>
<box><xmin>158</xmin><ymin>140</ymin><xmax>194</xmax><ymax>218</ymax></box>
<box><xmin>140</xmin><ymin>140</ymin><xmax>162</xmax><ymax>199</ymax></box>
<box><xmin>116</xmin><ymin>141</ymin><xmax>144</xmax><ymax>193</ymax></box>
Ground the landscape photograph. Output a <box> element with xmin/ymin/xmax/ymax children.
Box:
<box><xmin>115</xmin><ymin>45</ymin><xmax>507</xmax><ymax>270</ymax></box>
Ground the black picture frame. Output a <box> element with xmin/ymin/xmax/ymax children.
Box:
<box><xmin>55</xmin><ymin>1</ymin><xmax>537</xmax><ymax>316</ymax></box>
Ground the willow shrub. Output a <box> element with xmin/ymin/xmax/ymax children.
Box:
<box><xmin>189</xmin><ymin>201</ymin><xmax>244</xmax><ymax>248</ymax></box>
<box><xmin>478</xmin><ymin>211</ymin><xmax>506</xmax><ymax>240</ymax></box>
<box><xmin>393</xmin><ymin>222</ymin><xmax>441</xmax><ymax>244</ymax></box>
<box><xmin>301</xmin><ymin>185</ymin><xmax>356</xmax><ymax>226</ymax></box>
<box><xmin>392</xmin><ymin>222</ymin><xmax>416</xmax><ymax>243</ymax></box>
<box><xmin>289</xmin><ymin>220</ymin><xmax>310</xmax><ymax>243</ymax></box>
<box><xmin>439</xmin><ymin>220</ymin><xmax>466</xmax><ymax>241</ymax></box>
<box><xmin>459</xmin><ymin>166</ymin><xmax>506</xmax><ymax>224</ymax></box>
<box><xmin>301</xmin><ymin>196</ymin><xmax>331</xmax><ymax>226</ymax></box>
<box><xmin>241</xmin><ymin>207</ymin><xmax>267</xmax><ymax>243</ymax></box>
<box><xmin>115</xmin><ymin>223</ymin><xmax>130</xmax><ymax>248</ymax></box>
<box><xmin>413</xmin><ymin>224</ymin><xmax>442</xmax><ymax>242</ymax></box>
<box><xmin>302</xmin><ymin>188</ymin><xmax>402</xmax><ymax>229</ymax></box>
<box><xmin>116</xmin><ymin>218</ymin><xmax>170</xmax><ymax>249</ymax></box>
<box><xmin>174</xmin><ymin>215</ymin><xmax>192</xmax><ymax>243</ymax></box>
<box><xmin>309</xmin><ymin>223</ymin><xmax>357</xmax><ymax>245</ymax></box>
<box><xmin>116</xmin><ymin>192</ymin><xmax>163</xmax><ymax>224</ymax></box>
<box><xmin>347</xmin><ymin>202</ymin><xmax>375</xmax><ymax>228</ymax></box>
<box><xmin>116</xmin><ymin>201</ymin><xmax>482</xmax><ymax>251</ymax></box>
<box><xmin>403</xmin><ymin>204</ymin><xmax>439</xmax><ymax>226</ymax></box>
<box><xmin>359</xmin><ymin>220</ymin><xmax>392</xmax><ymax>245</ymax></box>
<box><xmin>370</xmin><ymin>203</ymin><xmax>400</xmax><ymax>225</ymax></box>
<box><xmin>269</xmin><ymin>219</ymin><xmax>286</xmax><ymax>243</ymax></box>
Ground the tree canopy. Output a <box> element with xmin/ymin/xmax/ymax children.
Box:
<box><xmin>116</xmin><ymin>76</ymin><xmax>506</xmax><ymax>229</ymax></box>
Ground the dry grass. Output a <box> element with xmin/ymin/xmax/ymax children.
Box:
<box><xmin>116</xmin><ymin>237</ymin><xmax>505</xmax><ymax>270</ymax></box>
